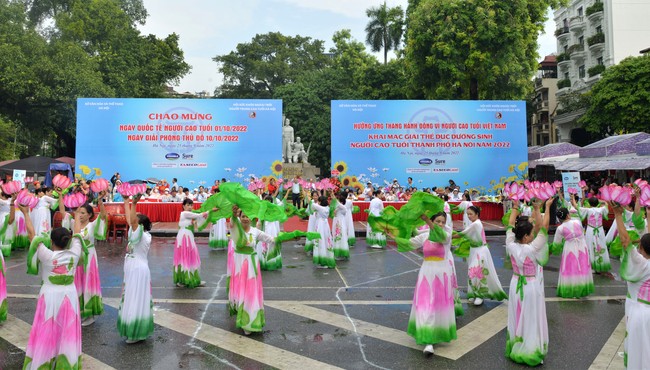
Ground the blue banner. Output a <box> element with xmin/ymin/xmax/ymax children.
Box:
<box><xmin>331</xmin><ymin>100</ymin><xmax>527</xmax><ymax>194</ymax></box>
<box><xmin>76</xmin><ymin>98</ymin><xmax>282</xmax><ymax>186</ymax></box>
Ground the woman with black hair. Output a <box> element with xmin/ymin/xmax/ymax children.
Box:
<box><xmin>366</xmin><ymin>189</ymin><xmax>386</xmax><ymax>249</ymax></box>
<box><xmin>22</xmin><ymin>202</ymin><xmax>84</xmax><ymax>369</ymax></box>
<box><xmin>332</xmin><ymin>191</ymin><xmax>350</xmax><ymax>260</ymax></box>
<box><xmin>457</xmin><ymin>193</ymin><xmax>474</xmax><ymax>229</ymax></box>
<box><xmin>552</xmin><ymin>206</ymin><xmax>594</xmax><ymax>298</ymax></box>
<box><xmin>31</xmin><ymin>187</ymin><xmax>57</xmax><ymax>235</ymax></box>
<box><xmin>453</xmin><ymin>205</ymin><xmax>507</xmax><ymax>306</ymax></box>
<box><xmin>505</xmin><ymin>198</ymin><xmax>552</xmax><ymax>366</ymax></box>
<box><xmin>573</xmin><ymin>196</ymin><xmax>610</xmax><ymax>273</ymax></box>
<box><xmin>611</xmin><ymin>201</ymin><xmax>650</xmax><ymax>369</ymax></box>
<box><xmin>73</xmin><ymin>191</ymin><xmax>108</xmax><ymax>326</ymax></box>
<box><xmin>174</xmin><ymin>198</ymin><xmax>210</xmax><ymax>288</ymax></box>
<box><xmin>303</xmin><ymin>190</ymin><xmax>320</xmax><ymax>255</ymax></box>
<box><xmin>117</xmin><ymin>194</ymin><xmax>154</xmax><ymax>343</ymax></box>
<box><xmin>312</xmin><ymin>193</ymin><xmax>335</xmax><ymax>268</ymax></box>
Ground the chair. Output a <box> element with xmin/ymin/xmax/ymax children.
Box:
<box><xmin>108</xmin><ymin>214</ymin><xmax>129</xmax><ymax>243</ymax></box>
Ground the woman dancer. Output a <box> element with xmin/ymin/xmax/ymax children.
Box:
<box><xmin>12</xmin><ymin>198</ymin><xmax>30</xmax><ymax>250</ymax></box>
<box><xmin>453</xmin><ymin>206</ymin><xmax>507</xmax><ymax>306</ymax></box>
<box><xmin>22</xmin><ymin>203</ymin><xmax>83</xmax><ymax>369</ymax></box>
<box><xmin>0</xmin><ymin>194</ymin><xmax>15</xmax><ymax>322</ymax></box>
<box><xmin>345</xmin><ymin>191</ymin><xmax>356</xmax><ymax>247</ymax></box>
<box><xmin>74</xmin><ymin>192</ymin><xmax>108</xmax><ymax>326</ymax></box>
<box><xmin>331</xmin><ymin>191</ymin><xmax>350</xmax><ymax>260</ymax></box>
<box><xmin>209</xmin><ymin>215</ymin><xmax>228</xmax><ymax>250</ymax></box>
<box><xmin>256</xmin><ymin>191</ymin><xmax>289</xmax><ymax>271</ymax></box>
<box><xmin>117</xmin><ymin>194</ymin><xmax>154</xmax><ymax>343</ymax></box>
<box><xmin>574</xmin><ymin>196</ymin><xmax>610</xmax><ymax>273</ymax></box>
<box><xmin>303</xmin><ymin>190</ymin><xmax>319</xmax><ymax>255</ymax></box>
<box><xmin>611</xmin><ymin>201</ymin><xmax>650</xmax><ymax>369</ymax></box>
<box><xmin>366</xmin><ymin>190</ymin><xmax>386</xmax><ymax>249</ymax></box>
<box><xmin>312</xmin><ymin>195</ymin><xmax>335</xmax><ymax>268</ymax></box>
<box><xmin>228</xmin><ymin>206</ymin><xmax>277</xmax><ymax>334</ymax></box>
<box><xmin>174</xmin><ymin>198</ymin><xmax>211</xmax><ymax>288</ymax></box>
<box><xmin>552</xmin><ymin>207</ymin><xmax>594</xmax><ymax>298</ymax></box>
<box><xmin>0</xmin><ymin>192</ymin><xmax>15</xmax><ymax>257</ymax></box>
<box><xmin>505</xmin><ymin>199</ymin><xmax>551</xmax><ymax>366</ymax></box>
<box><xmin>389</xmin><ymin>212</ymin><xmax>458</xmax><ymax>355</ymax></box>
<box><xmin>30</xmin><ymin>187</ymin><xmax>57</xmax><ymax>236</ymax></box>
<box><xmin>457</xmin><ymin>193</ymin><xmax>474</xmax><ymax>229</ymax></box>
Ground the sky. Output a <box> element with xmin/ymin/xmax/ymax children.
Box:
<box><xmin>139</xmin><ymin>0</ymin><xmax>557</xmax><ymax>95</ymax></box>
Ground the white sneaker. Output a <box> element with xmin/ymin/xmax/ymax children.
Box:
<box><xmin>176</xmin><ymin>282</ymin><xmax>185</xmax><ymax>287</ymax></box>
<box><xmin>199</xmin><ymin>281</ymin><xmax>206</xmax><ymax>287</ymax></box>
<box><xmin>423</xmin><ymin>345</ymin><xmax>434</xmax><ymax>355</ymax></box>
<box><xmin>243</xmin><ymin>330</ymin><xmax>251</xmax><ymax>336</ymax></box>
<box><xmin>473</xmin><ymin>298</ymin><xmax>484</xmax><ymax>306</ymax></box>
<box><xmin>468</xmin><ymin>298</ymin><xmax>475</xmax><ymax>303</ymax></box>
<box><xmin>125</xmin><ymin>339</ymin><xmax>141</xmax><ymax>344</ymax></box>
<box><xmin>81</xmin><ymin>317</ymin><xmax>95</xmax><ymax>327</ymax></box>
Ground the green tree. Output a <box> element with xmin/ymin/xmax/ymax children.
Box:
<box><xmin>365</xmin><ymin>1</ymin><xmax>404</xmax><ymax>65</ymax></box>
<box><xmin>404</xmin><ymin>0</ymin><xmax>563</xmax><ymax>100</ymax></box>
<box><xmin>213</xmin><ymin>32</ymin><xmax>331</xmax><ymax>98</ymax></box>
<box><xmin>23</xmin><ymin>0</ymin><xmax>148</xmax><ymax>26</ymax></box>
<box><xmin>579</xmin><ymin>55</ymin><xmax>650</xmax><ymax>135</ymax></box>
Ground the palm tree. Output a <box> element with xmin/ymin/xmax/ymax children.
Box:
<box><xmin>365</xmin><ymin>1</ymin><xmax>405</xmax><ymax>64</ymax></box>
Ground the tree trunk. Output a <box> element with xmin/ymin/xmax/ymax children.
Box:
<box><xmin>470</xmin><ymin>77</ymin><xmax>478</xmax><ymax>100</ymax></box>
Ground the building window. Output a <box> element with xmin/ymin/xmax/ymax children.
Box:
<box><xmin>564</xmin><ymin>72</ymin><xmax>569</xmax><ymax>80</ymax></box>
<box><xmin>578</xmin><ymin>7</ymin><xmax>583</xmax><ymax>16</ymax></box>
<box><xmin>596</xmin><ymin>25</ymin><xmax>602</xmax><ymax>34</ymax></box>
<box><xmin>578</xmin><ymin>36</ymin><xmax>584</xmax><ymax>46</ymax></box>
<box><xmin>597</xmin><ymin>57</ymin><xmax>603</xmax><ymax>65</ymax></box>
<box><xmin>564</xmin><ymin>44</ymin><xmax>568</xmax><ymax>53</ymax></box>
<box><xmin>578</xmin><ymin>65</ymin><xmax>586</xmax><ymax>78</ymax></box>
<box><xmin>563</xmin><ymin>18</ymin><xmax>569</xmax><ymax>28</ymax></box>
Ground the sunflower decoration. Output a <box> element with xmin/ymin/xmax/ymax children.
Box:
<box><xmin>351</xmin><ymin>176</ymin><xmax>358</xmax><ymax>183</ymax></box>
<box><xmin>333</xmin><ymin>161</ymin><xmax>348</xmax><ymax>176</ymax></box>
<box><xmin>93</xmin><ymin>167</ymin><xmax>103</xmax><ymax>177</ymax></box>
<box><xmin>78</xmin><ymin>165</ymin><xmax>91</xmax><ymax>176</ymax></box>
<box><xmin>350</xmin><ymin>182</ymin><xmax>363</xmax><ymax>193</ymax></box>
<box><xmin>270</xmin><ymin>160</ymin><xmax>283</xmax><ymax>176</ymax></box>
<box><xmin>508</xmin><ymin>164</ymin><xmax>516</xmax><ymax>173</ymax></box>
<box><xmin>74</xmin><ymin>173</ymin><xmax>83</xmax><ymax>180</ymax></box>
<box><xmin>261</xmin><ymin>176</ymin><xmax>269</xmax><ymax>184</ymax></box>
<box><xmin>264</xmin><ymin>175</ymin><xmax>277</xmax><ymax>184</ymax></box>
<box><xmin>341</xmin><ymin>176</ymin><xmax>352</xmax><ymax>187</ymax></box>
<box><xmin>517</xmin><ymin>162</ymin><xmax>528</xmax><ymax>172</ymax></box>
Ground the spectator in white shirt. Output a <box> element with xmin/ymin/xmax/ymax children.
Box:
<box><xmin>161</xmin><ymin>189</ymin><xmax>172</xmax><ymax>202</ymax></box>
<box><xmin>449</xmin><ymin>188</ymin><xmax>463</xmax><ymax>201</ymax></box>
<box><xmin>291</xmin><ymin>175</ymin><xmax>302</xmax><ymax>208</ymax></box>
<box><xmin>363</xmin><ymin>182</ymin><xmax>373</xmax><ymax>201</ymax></box>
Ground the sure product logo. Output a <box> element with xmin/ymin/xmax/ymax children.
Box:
<box><xmin>419</xmin><ymin>158</ymin><xmax>433</xmax><ymax>166</ymax></box>
<box><xmin>165</xmin><ymin>153</ymin><xmax>180</xmax><ymax>160</ymax></box>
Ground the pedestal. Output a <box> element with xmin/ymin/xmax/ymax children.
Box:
<box><xmin>283</xmin><ymin>163</ymin><xmax>320</xmax><ymax>180</ymax></box>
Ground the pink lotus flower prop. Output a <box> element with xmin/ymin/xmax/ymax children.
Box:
<box><xmin>1</xmin><ymin>180</ymin><xmax>21</xmax><ymax>195</ymax></box>
<box><xmin>530</xmin><ymin>181</ymin><xmax>555</xmax><ymax>201</ymax></box>
<box><xmin>117</xmin><ymin>183</ymin><xmax>132</xmax><ymax>196</ymax></box>
<box><xmin>599</xmin><ymin>184</ymin><xmax>632</xmax><ymax>206</ymax></box>
<box><xmin>130</xmin><ymin>184</ymin><xmax>147</xmax><ymax>195</ymax></box>
<box><xmin>567</xmin><ymin>187</ymin><xmax>578</xmax><ymax>195</ymax></box>
<box><xmin>639</xmin><ymin>186</ymin><xmax>650</xmax><ymax>207</ymax></box>
<box><xmin>578</xmin><ymin>180</ymin><xmax>587</xmax><ymax>188</ymax></box>
<box><xmin>63</xmin><ymin>193</ymin><xmax>87</xmax><ymax>209</ymax></box>
<box><xmin>52</xmin><ymin>174</ymin><xmax>72</xmax><ymax>190</ymax></box>
<box><xmin>90</xmin><ymin>178</ymin><xmax>109</xmax><ymax>193</ymax></box>
<box><xmin>16</xmin><ymin>189</ymin><xmax>38</xmax><ymax>208</ymax></box>
<box><xmin>283</xmin><ymin>181</ymin><xmax>293</xmax><ymax>190</ymax></box>
<box><xmin>634</xmin><ymin>179</ymin><xmax>648</xmax><ymax>189</ymax></box>
<box><xmin>553</xmin><ymin>181</ymin><xmax>563</xmax><ymax>189</ymax></box>
<box><xmin>503</xmin><ymin>182</ymin><xmax>526</xmax><ymax>201</ymax></box>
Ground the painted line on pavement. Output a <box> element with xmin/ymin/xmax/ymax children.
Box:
<box><xmin>589</xmin><ymin>316</ymin><xmax>626</xmax><ymax>370</ymax></box>
<box><xmin>102</xmin><ymin>300</ymin><xmax>343</xmax><ymax>370</ymax></box>
<box><xmin>335</xmin><ymin>267</ymin><xmax>349</xmax><ymax>288</ymax></box>
<box><xmin>266</xmin><ymin>301</ymin><xmax>509</xmax><ymax>361</ymax></box>
<box><xmin>0</xmin><ymin>314</ymin><xmax>115</xmax><ymax>369</ymax></box>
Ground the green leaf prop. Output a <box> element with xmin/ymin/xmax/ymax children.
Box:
<box><xmin>367</xmin><ymin>192</ymin><xmax>444</xmax><ymax>238</ymax></box>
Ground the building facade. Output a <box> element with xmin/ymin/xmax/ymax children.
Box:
<box><xmin>530</xmin><ymin>55</ymin><xmax>558</xmax><ymax>146</ymax></box>
<box><xmin>552</xmin><ymin>0</ymin><xmax>650</xmax><ymax>142</ymax></box>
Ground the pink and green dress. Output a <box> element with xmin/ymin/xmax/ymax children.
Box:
<box><xmin>577</xmin><ymin>205</ymin><xmax>610</xmax><ymax>272</ymax></box>
<box><xmin>0</xmin><ymin>198</ymin><xmax>15</xmax><ymax>257</ymax></box>
<box><xmin>331</xmin><ymin>200</ymin><xmax>349</xmax><ymax>259</ymax></box>
<box><xmin>117</xmin><ymin>225</ymin><xmax>154</xmax><ymax>341</ymax></box>
<box><xmin>75</xmin><ymin>217</ymin><xmax>108</xmax><ymax>318</ymax></box>
<box><xmin>30</xmin><ymin>195</ymin><xmax>58</xmax><ymax>236</ymax></box>
<box><xmin>366</xmin><ymin>198</ymin><xmax>386</xmax><ymax>248</ymax></box>
<box><xmin>345</xmin><ymin>199</ymin><xmax>356</xmax><ymax>247</ymax></box>
<box><xmin>256</xmin><ymin>218</ymin><xmax>282</xmax><ymax>271</ymax></box>
<box><xmin>312</xmin><ymin>202</ymin><xmax>335</xmax><ymax>268</ymax></box>
<box><xmin>12</xmin><ymin>207</ymin><xmax>30</xmax><ymax>250</ymax></box>
<box><xmin>24</xmin><ymin>234</ymin><xmax>84</xmax><ymax>370</ymax></box>
<box><xmin>619</xmin><ymin>241</ymin><xmax>650</xmax><ymax>369</ymax></box>
<box><xmin>228</xmin><ymin>217</ymin><xmax>275</xmax><ymax>333</ymax></box>
<box><xmin>304</xmin><ymin>201</ymin><xmax>316</xmax><ymax>253</ymax></box>
<box><xmin>396</xmin><ymin>225</ymin><xmax>457</xmax><ymax>346</ymax></box>
<box><xmin>505</xmin><ymin>227</ymin><xmax>549</xmax><ymax>366</ymax></box>
<box><xmin>455</xmin><ymin>219</ymin><xmax>507</xmax><ymax>301</ymax></box>
<box><xmin>552</xmin><ymin>219</ymin><xmax>594</xmax><ymax>298</ymax></box>
<box><xmin>174</xmin><ymin>211</ymin><xmax>209</xmax><ymax>288</ymax></box>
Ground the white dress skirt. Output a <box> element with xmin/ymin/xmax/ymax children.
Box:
<box><xmin>209</xmin><ymin>218</ymin><xmax>228</xmax><ymax>250</ymax></box>
<box><xmin>620</xmin><ymin>244</ymin><xmax>650</xmax><ymax>369</ymax></box>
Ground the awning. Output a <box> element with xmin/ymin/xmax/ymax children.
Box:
<box><xmin>580</xmin><ymin>157</ymin><xmax>650</xmax><ymax>171</ymax></box>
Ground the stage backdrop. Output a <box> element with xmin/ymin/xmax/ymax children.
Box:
<box><xmin>76</xmin><ymin>98</ymin><xmax>282</xmax><ymax>185</ymax></box>
<box><xmin>331</xmin><ymin>100</ymin><xmax>527</xmax><ymax>194</ymax></box>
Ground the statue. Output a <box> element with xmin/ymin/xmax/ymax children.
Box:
<box><xmin>282</xmin><ymin>115</ymin><xmax>294</xmax><ymax>163</ymax></box>
<box><xmin>290</xmin><ymin>137</ymin><xmax>311</xmax><ymax>164</ymax></box>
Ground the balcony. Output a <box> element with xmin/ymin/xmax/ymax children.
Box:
<box><xmin>555</xmin><ymin>27</ymin><xmax>570</xmax><ymax>42</ymax></box>
<box><xmin>587</xmin><ymin>2</ymin><xmax>604</xmax><ymax>23</ymax></box>
<box><xmin>588</xmin><ymin>64</ymin><xmax>605</xmax><ymax>77</ymax></box>
<box><xmin>557</xmin><ymin>52</ymin><xmax>571</xmax><ymax>69</ymax></box>
<box><xmin>536</xmin><ymin>100</ymin><xmax>550</xmax><ymax>112</ymax></box>
<box><xmin>570</xmin><ymin>16</ymin><xmax>585</xmax><ymax>33</ymax></box>
<box><xmin>588</xmin><ymin>32</ymin><xmax>605</xmax><ymax>53</ymax></box>
<box><xmin>569</xmin><ymin>43</ymin><xmax>586</xmax><ymax>62</ymax></box>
